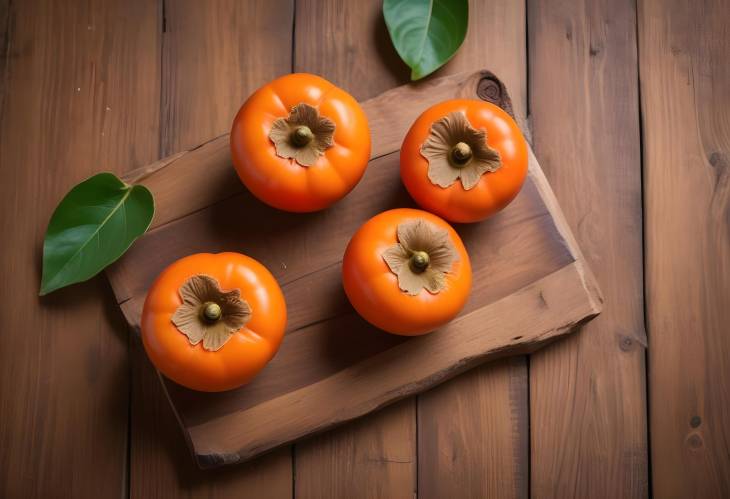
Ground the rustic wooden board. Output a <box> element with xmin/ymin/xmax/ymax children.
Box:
<box><xmin>106</xmin><ymin>70</ymin><xmax>602</xmax><ymax>468</ymax></box>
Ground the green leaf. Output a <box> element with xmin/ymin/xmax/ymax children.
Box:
<box><xmin>383</xmin><ymin>0</ymin><xmax>468</xmax><ymax>80</ymax></box>
<box><xmin>40</xmin><ymin>172</ymin><xmax>154</xmax><ymax>295</ymax></box>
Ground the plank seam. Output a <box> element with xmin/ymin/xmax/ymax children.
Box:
<box><xmin>0</xmin><ymin>0</ymin><xmax>14</xmax><ymax>130</ymax></box>
<box><xmin>524</xmin><ymin>2</ymin><xmax>532</xmax><ymax>495</ymax></box>
<box><xmin>634</xmin><ymin>0</ymin><xmax>653</xmax><ymax>495</ymax></box>
<box><xmin>158</xmin><ymin>0</ymin><xmax>167</xmax><ymax>157</ymax></box>
<box><xmin>290</xmin><ymin>0</ymin><xmax>296</xmax><ymax>73</ymax></box>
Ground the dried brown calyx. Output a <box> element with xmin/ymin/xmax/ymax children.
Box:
<box><xmin>171</xmin><ymin>275</ymin><xmax>252</xmax><ymax>351</ymax></box>
<box><xmin>268</xmin><ymin>103</ymin><xmax>336</xmax><ymax>166</ymax></box>
<box><xmin>421</xmin><ymin>111</ymin><xmax>502</xmax><ymax>190</ymax></box>
<box><xmin>382</xmin><ymin>219</ymin><xmax>458</xmax><ymax>296</ymax></box>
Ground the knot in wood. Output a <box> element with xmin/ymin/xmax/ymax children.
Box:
<box><xmin>477</xmin><ymin>76</ymin><xmax>502</xmax><ymax>105</ymax></box>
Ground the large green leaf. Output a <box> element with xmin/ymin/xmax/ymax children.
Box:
<box><xmin>40</xmin><ymin>172</ymin><xmax>154</xmax><ymax>295</ymax></box>
<box><xmin>383</xmin><ymin>0</ymin><xmax>468</xmax><ymax>80</ymax></box>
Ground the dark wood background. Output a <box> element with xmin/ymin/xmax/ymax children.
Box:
<box><xmin>0</xmin><ymin>0</ymin><xmax>727</xmax><ymax>497</ymax></box>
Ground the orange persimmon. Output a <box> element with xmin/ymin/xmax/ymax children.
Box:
<box><xmin>141</xmin><ymin>252</ymin><xmax>287</xmax><ymax>392</ymax></box>
<box><xmin>230</xmin><ymin>73</ymin><xmax>371</xmax><ymax>212</ymax></box>
<box><xmin>400</xmin><ymin>99</ymin><xmax>528</xmax><ymax>223</ymax></box>
<box><xmin>342</xmin><ymin>208</ymin><xmax>471</xmax><ymax>336</ymax></box>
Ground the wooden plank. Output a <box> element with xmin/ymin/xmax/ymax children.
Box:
<box><xmin>415</xmin><ymin>1</ymin><xmax>529</xmax><ymax>497</ymax></box>
<box><xmin>528</xmin><ymin>0</ymin><xmax>648</xmax><ymax>497</ymax></box>
<box><xmin>0</xmin><ymin>0</ymin><xmax>160</xmax><ymax>497</ymax></box>
<box><xmin>104</xmin><ymin>70</ymin><xmax>601</xmax><ymax>469</ymax></box>
<box><xmin>639</xmin><ymin>0</ymin><xmax>730</xmax><ymax>496</ymax></box>
<box><xmin>129</xmin><ymin>1</ymin><xmax>294</xmax><ymax>497</ymax></box>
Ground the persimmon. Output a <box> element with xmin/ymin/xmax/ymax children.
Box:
<box><xmin>400</xmin><ymin>99</ymin><xmax>528</xmax><ymax>223</ymax></box>
<box><xmin>141</xmin><ymin>252</ymin><xmax>287</xmax><ymax>392</ymax></box>
<box><xmin>342</xmin><ymin>208</ymin><xmax>471</xmax><ymax>336</ymax></box>
<box><xmin>230</xmin><ymin>73</ymin><xmax>371</xmax><ymax>212</ymax></box>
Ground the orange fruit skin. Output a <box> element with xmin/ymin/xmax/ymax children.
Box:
<box><xmin>141</xmin><ymin>252</ymin><xmax>287</xmax><ymax>392</ymax></box>
<box><xmin>231</xmin><ymin>73</ymin><xmax>371</xmax><ymax>212</ymax></box>
<box><xmin>342</xmin><ymin>208</ymin><xmax>472</xmax><ymax>336</ymax></box>
<box><xmin>400</xmin><ymin>99</ymin><xmax>528</xmax><ymax>223</ymax></box>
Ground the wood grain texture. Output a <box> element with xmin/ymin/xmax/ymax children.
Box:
<box><xmin>294</xmin><ymin>0</ymin><xmax>409</xmax><ymax>101</ymax></box>
<box><xmin>129</xmin><ymin>1</ymin><xmax>294</xmax><ymax>497</ymax></box>
<box><xmin>437</xmin><ymin>0</ymin><xmax>527</xmax><ymax>121</ymax></box>
<box><xmin>639</xmin><ymin>0</ymin><xmax>730</xmax><ymax>496</ymax></box>
<box><xmin>415</xmin><ymin>2</ymin><xmax>530</xmax><ymax>497</ymax></box>
<box><xmin>0</xmin><ymin>0</ymin><xmax>160</xmax><ymax>497</ymax></box>
<box><xmin>160</xmin><ymin>0</ymin><xmax>293</xmax><ymax>156</ymax></box>
<box><xmin>418</xmin><ymin>357</ymin><xmax>528</xmax><ymax>499</ymax></box>
<box><xmin>295</xmin><ymin>400</ymin><xmax>417</xmax><ymax>499</ymax></box>
<box><xmin>528</xmin><ymin>0</ymin><xmax>648</xmax><ymax>497</ymax></box>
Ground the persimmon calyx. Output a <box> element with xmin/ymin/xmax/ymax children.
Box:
<box><xmin>382</xmin><ymin>219</ymin><xmax>458</xmax><ymax>296</ymax></box>
<box><xmin>421</xmin><ymin>111</ymin><xmax>502</xmax><ymax>190</ymax></box>
<box><xmin>269</xmin><ymin>103</ymin><xmax>335</xmax><ymax>166</ymax></box>
<box><xmin>171</xmin><ymin>274</ymin><xmax>251</xmax><ymax>351</ymax></box>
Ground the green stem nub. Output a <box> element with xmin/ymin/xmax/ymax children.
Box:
<box><xmin>409</xmin><ymin>251</ymin><xmax>430</xmax><ymax>273</ymax></box>
<box><xmin>450</xmin><ymin>141</ymin><xmax>473</xmax><ymax>166</ymax></box>
<box><xmin>202</xmin><ymin>302</ymin><xmax>222</xmax><ymax>322</ymax></box>
<box><xmin>291</xmin><ymin>126</ymin><xmax>314</xmax><ymax>147</ymax></box>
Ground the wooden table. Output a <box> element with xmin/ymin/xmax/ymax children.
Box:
<box><xmin>0</xmin><ymin>1</ymin><xmax>727</xmax><ymax>497</ymax></box>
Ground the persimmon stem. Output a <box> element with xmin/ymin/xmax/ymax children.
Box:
<box><xmin>450</xmin><ymin>142</ymin><xmax>473</xmax><ymax>166</ymax></box>
<box><xmin>202</xmin><ymin>302</ymin><xmax>222</xmax><ymax>322</ymax></box>
<box><xmin>409</xmin><ymin>251</ymin><xmax>430</xmax><ymax>273</ymax></box>
<box><xmin>291</xmin><ymin>126</ymin><xmax>314</xmax><ymax>147</ymax></box>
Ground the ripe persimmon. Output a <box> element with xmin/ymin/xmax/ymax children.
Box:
<box><xmin>400</xmin><ymin>99</ymin><xmax>528</xmax><ymax>223</ymax></box>
<box><xmin>141</xmin><ymin>252</ymin><xmax>287</xmax><ymax>392</ymax></box>
<box><xmin>342</xmin><ymin>208</ymin><xmax>471</xmax><ymax>336</ymax></box>
<box><xmin>231</xmin><ymin>73</ymin><xmax>371</xmax><ymax>212</ymax></box>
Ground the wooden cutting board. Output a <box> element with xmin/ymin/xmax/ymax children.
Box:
<box><xmin>106</xmin><ymin>70</ymin><xmax>602</xmax><ymax>469</ymax></box>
